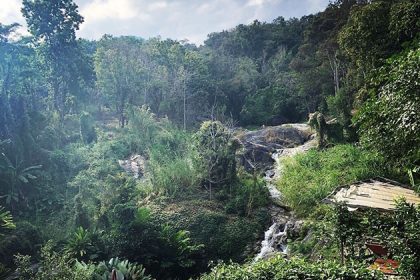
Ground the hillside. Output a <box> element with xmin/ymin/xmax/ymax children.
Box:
<box><xmin>0</xmin><ymin>0</ymin><xmax>419</xmax><ymax>279</ymax></box>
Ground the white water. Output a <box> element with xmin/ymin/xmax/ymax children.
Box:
<box><xmin>255</xmin><ymin>127</ymin><xmax>316</xmax><ymax>261</ymax></box>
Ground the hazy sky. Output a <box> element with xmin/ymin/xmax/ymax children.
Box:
<box><xmin>1</xmin><ymin>0</ymin><xmax>330</xmax><ymax>45</ymax></box>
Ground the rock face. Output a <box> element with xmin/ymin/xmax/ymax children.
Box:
<box><xmin>118</xmin><ymin>154</ymin><xmax>146</xmax><ymax>179</ymax></box>
<box><xmin>237</xmin><ymin>124</ymin><xmax>313</xmax><ymax>172</ymax></box>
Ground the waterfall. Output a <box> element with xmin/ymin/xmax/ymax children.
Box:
<box><xmin>255</xmin><ymin>128</ymin><xmax>316</xmax><ymax>261</ymax></box>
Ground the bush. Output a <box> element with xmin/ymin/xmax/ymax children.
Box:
<box><xmin>76</xmin><ymin>257</ymin><xmax>153</xmax><ymax>280</ymax></box>
<box><xmin>0</xmin><ymin>221</ymin><xmax>42</xmax><ymax>266</ymax></box>
<box><xmin>200</xmin><ymin>256</ymin><xmax>383</xmax><ymax>280</ymax></box>
<box><xmin>148</xmin><ymin>152</ymin><xmax>198</xmax><ymax>196</ymax></box>
<box><xmin>193</xmin><ymin>121</ymin><xmax>238</xmax><ymax>198</ymax></box>
<box><xmin>277</xmin><ymin>144</ymin><xmax>385</xmax><ymax>216</ymax></box>
<box><xmin>383</xmin><ymin>200</ymin><xmax>420</xmax><ymax>280</ymax></box>
<box><xmin>80</xmin><ymin>112</ymin><xmax>97</xmax><ymax>144</ymax></box>
<box><xmin>14</xmin><ymin>243</ymin><xmax>154</xmax><ymax>280</ymax></box>
<box><xmin>199</xmin><ymin>256</ymin><xmax>384</xmax><ymax>280</ymax></box>
<box><xmin>224</xmin><ymin>174</ymin><xmax>269</xmax><ymax>216</ymax></box>
<box><xmin>14</xmin><ymin>241</ymin><xmax>93</xmax><ymax>280</ymax></box>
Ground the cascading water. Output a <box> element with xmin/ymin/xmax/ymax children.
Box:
<box><xmin>255</xmin><ymin>127</ymin><xmax>316</xmax><ymax>261</ymax></box>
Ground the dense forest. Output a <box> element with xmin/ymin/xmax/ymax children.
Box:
<box><xmin>0</xmin><ymin>0</ymin><xmax>419</xmax><ymax>279</ymax></box>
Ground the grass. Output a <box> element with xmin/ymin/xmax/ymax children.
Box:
<box><xmin>276</xmin><ymin>144</ymin><xmax>386</xmax><ymax>216</ymax></box>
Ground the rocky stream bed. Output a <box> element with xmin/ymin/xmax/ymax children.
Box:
<box><xmin>236</xmin><ymin>123</ymin><xmax>316</xmax><ymax>260</ymax></box>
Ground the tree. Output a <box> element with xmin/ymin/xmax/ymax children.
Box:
<box><xmin>338</xmin><ymin>1</ymin><xmax>393</xmax><ymax>73</ymax></box>
<box><xmin>0</xmin><ymin>23</ymin><xmax>20</xmax><ymax>44</ymax></box>
<box><xmin>355</xmin><ymin>47</ymin><xmax>420</xmax><ymax>166</ymax></box>
<box><xmin>22</xmin><ymin>0</ymin><xmax>85</xmax><ymax>123</ymax></box>
<box><xmin>193</xmin><ymin>121</ymin><xmax>237</xmax><ymax>199</ymax></box>
<box><xmin>94</xmin><ymin>36</ymin><xmax>145</xmax><ymax>127</ymax></box>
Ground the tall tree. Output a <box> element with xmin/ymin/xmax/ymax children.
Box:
<box><xmin>22</xmin><ymin>0</ymin><xmax>85</xmax><ymax>123</ymax></box>
<box><xmin>94</xmin><ymin>36</ymin><xmax>145</xmax><ymax>127</ymax></box>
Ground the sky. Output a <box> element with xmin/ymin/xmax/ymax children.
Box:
<box><xmin>1</xmin><ymin>0</ymin><xmax>330</xmax><ymax>45</ymax></box>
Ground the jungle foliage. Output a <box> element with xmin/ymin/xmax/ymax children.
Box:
<box><xmin>0</xmin><ymin>0</ymin><xmax>419</xmax><ymax>279</ymax></box>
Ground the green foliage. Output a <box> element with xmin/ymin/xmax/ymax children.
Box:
<box><xmin>332</xmin><ymin>203</ymin><xmax>364</xmax><ymax>263</ymax></box>
<box><xmin>80</xmin><ymin>112</ymin><xmax>97</xmax><ymax>144</ymax></box>
<box><xmin>0</xmin><ymin>152</ymin><xmax>41</xmax><ymax>206</ymax></box>
<box><xmin>14</xmin><ymin>254</ymin><xmax>36</xmax><ymax>280</ymax></box>
<box><xmin>0</xmin><ymin>221</ymin><xmax>42</xmax><ymax>266</ymax></box>
<box><xmin>0</xmin><ymin>262</ymin><xmax>10</xmax><ymax>279</ymax></box>
<box><xmin>355</xmin><ymin>48</ymin><xmax>420</xmax><ymax>167</ymax></box>
<box><xmin>240</xmin><ymin>72</ymin><xmax>306</xmax><ymax>125</ymax></box>
<box><xmin>277</xmin><ymin>144</ymin><xmax>385</xmax><ymax>216</ymax></box>
<box><xmin>1</xmin><ymin>1</ymin><xmax>419</xmax><ymax>279</ymax></box>
<box><xmin>199</xmin><ymin>255</ymin><xmax>384</xmax><ymax>280</ymax></box>
<box><xmin>22</xmin><ymin>0</ymin><xmax>89</xmax><ymax>122</ymax></box>
<box><xmin>134</xmin><ymin>207</ymin><xmax>152</xmax><ymax>226</ymax></box>
<box><xmin>287</xmin><ymin>205</ymin><xmax>339</xmax><ymax>260</ymax></box>
<box><xmin>65</xmin><ymin>227</ymin><xmax>93</xmax><ymax>260</ymax></box>
<box><xmin>384</xmin><ymin>199</ymin><xmax>420</xmax><ymax>279</ymax></box>
<box><xmin>148</xmin><ymin>148</ymin><xmax>197</xmax><ymax>197</ymax></box>
<box><xmin>193</xmin><ymin>121</ymin><xmax>237</xmax><ymax>198</ymax></box>
<box><xmin>339</xmin><ymin>0</ymin><xmax>419</xmax><ymax>71</ymax></box>
<box><xmin>22</xmin><ymin>0</ymin><xmax>83</xmax><ymax>44</ymax></box>
<box><xmin>389</xmin><ymin>1</ymin><xmax>420</xmax><ymax>43</ymax></box>
<box><xmin>224</xmin><ymin>173</ymin><xmax>269</xmax><ymax>216</ymax></box>
<box><xmin>124</xmin><ymin>106</ymin><xmax>190</xmax><ymax>156</ymax></box>
<box><xmin>94</xmin><ymin>36</ymin><xmax>145</xmax><ymax>127</ymax></box>
<box><xmin>166</xmin><ymin>201</ymin><xmax>268</xmax><ymax>264</ymax></box>
<box><xmin>0</xmin><ymin>206</ymin><xmax>15</xmax><ymax>237</ymax></box>
<box><xmin>294</xmin><ymin>200</ymin><xmax>420</xmax><ymax>279</ymax></box>
<box><xmin>308</xmin><ymin>111</ymin><xmax>328</xmax><ymax>148</ymax></box>
<box><xmin>157</xmin><ymin>224</ymin><xmax>204</xmax><ymax>278</ymax></box>
<box><xmin>338</xmin><ymin>1</ymin><xmax>394</xmax><ymax>70</ymax></box>
<box><xmin>76</xmin><ymin>257</ymin><xmax>153</xmax><ymax>280</ymax></box>
<box><xmin>14</xmin><ymin>241</ymin><xmax>93</xmax><ymax>280</ymax></box>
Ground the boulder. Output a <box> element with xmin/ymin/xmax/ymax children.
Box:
<box><xmin>118</xmin><ymin>154</ymin><xmax>146</xmax><ymax>179</ymax></box>
<box><xmin>236</xmin><ymin>124</ymin><xmax>312</xmax><ymax>171</ymax></box>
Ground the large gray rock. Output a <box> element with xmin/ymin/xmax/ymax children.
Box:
<box><xmin>236</xmin><ymin>124</ymin><xmax>312</xmax><ymax>171</ymax></box>
<box><xmin>118</xmin><ymin>154</ymin><xmax>146</xmax><ymax>179</ymax></box>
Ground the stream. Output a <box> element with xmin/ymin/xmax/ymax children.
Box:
<box><xmin>255</xmin><ymin>127</ymin><xmax>316</xmax><ymax>261</ymax></box>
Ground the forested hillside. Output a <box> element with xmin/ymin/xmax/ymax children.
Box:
<box><xmin>0</xmin><ymin>0</ymin><xmax>419</xmax><ymax>279</ymax></box>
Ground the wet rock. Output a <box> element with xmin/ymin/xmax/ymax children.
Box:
<box><xmin>287</xmin><ymin>220</ymin><xmax>305</xmax><ymax>240</ymax></box>
<box><xmin>237</xmin><ymin>124</ymin><xmax>312</xmax><ymax>171</ymax></box>
<box><xmin>253</xmin><ymin>124</ymin><xmax>316</xmax><ymax>261</ymax></box>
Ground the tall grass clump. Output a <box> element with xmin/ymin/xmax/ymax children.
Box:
<box><xmin>148</xmin><ymin>152</ymin><xmax>198</xmax><ymax>197</ymax></box>
<box><xmin>277</xmin><ymin>144</ymin><xmax>385</xmax><ymax>216</ymax></box>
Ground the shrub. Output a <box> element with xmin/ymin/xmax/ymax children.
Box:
<box><xmin>80</xmin><ymin>112</ymin><xmax>97</xmax><ymax>144</ymax></box>
<box><xmin>224</xmin><ymin>174</ymin><xmax>269</xmax><ymax>216</ymax></box>
<box><xmin>148</xmin><ymin>152</ymin><xmax>197</xmax><ymax>196</ymax></box>
<box><xmin>14</xmin><ymin>241</ymin><xmax>93</xmax><ymax>280</ymax></box>
<box><xmin>199</xmin><ymin>256</ymin><xmax>384</xmax><ymax>280</ymax></box>
<box><xmin>193</xmin><ymin>121</ymin><xmax>238</xmax><ymax>199</ymax></box>
<box><xmin>383</xmin><ymin>200</ymin><xmax>420</xmax><ymax>280</ymax></box>
<box><xmin>0</xmin><ymin>221</ymin><xmax>42</xmax><ymax>266</ymax></box>
<box><xmin>76</xmin><ymin>257</ymin><xmax>153</xmax><ymax>280</ymax></box>
<box><xmin>66</xmin><ymin>227</ymin><xmax>93</xmax><ymax>258</ymax></box>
